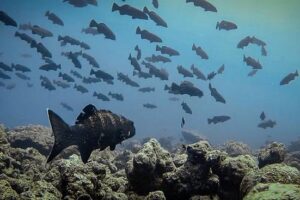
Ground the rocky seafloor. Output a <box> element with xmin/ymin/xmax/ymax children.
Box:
<box><xmin>0</xmin><ymin>124</ymin><xmax>300</xmax><ymax>200</ymax></box>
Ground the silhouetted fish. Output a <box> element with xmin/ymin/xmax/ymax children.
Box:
<box><xmin>90</xmin><ymin>69</ymin><xmax>114</xmax><ymax>82</ymax></box>
<box><xmin>82</xmin><ymin>52</ymin><xmax>99</xmax><ymax>68</ymax></box>
<box><xmin>63</xmin><ymin>0</ymin><xmax>97</xmax><ymax>7</ymax></box>
<box><xmin>243</xmin><ymin>55</ymin><xmax>262</xmax><ymax>69</ymax></box>
<box><xmin>216</xmin><ymin>20</ymin><xmax>237</xmax><ymax>31</ymax></box>
<box><xmin>260</xmin><ymin>112</ymin><xmax>266</xmax><ymax>121</ymax></box>
<box><xmin>53</xmin><ymin>80</ymin><xmax>70</xmax><ymax>89</ymax></box>
<box><xmin>186</xmin><ymin>0</ymin><xmax>217</xmax><ymax>12</ymax></box>
<box><xmin>181</xmin><ymin>117</ymin><xmax>185</xmax><ymax>128</ymax></box>
<box><xmin>6</xmin><ymin>83</ymin><xmax>16</xmax><ymax>90</ymax></box>
<box><xmin>61</xmin><ymin>51</ymin><xmax>81</xmax><ymax>68</ymax></box>
<box><xmin>74</xmin><ymin>84</ymin><xmax>89</xmax><ymax>93</ymax></box>
<box><xmin>237</xmin><ymin>36</ymin><xmax>252</xmax><ymax>49</ymax></box>
<box><xmin>248</xmin><ymin>69</ymin><xmax>258</xmax><ymax>77</ymax></box>
<box><xmin>0</xmin><ymin>11</ymin><xmax>17</xmax><ymax>27</ymax></box>
<box><xmin>138</xmin><ymin>87</ymin><xmax>155</xmax><ymax>93</ymax></box>
<box><xmin>15</xmin><ymin>72</ymin><xmax>30</xmax><ymax>80</ymax></box>
<box><xmin>156</xmin><ymin>45</ymin><xmax>179</xmax><ymax>56</ymax></box>
<box><xmin>134</xmin><ymin>45</ymin><xmax>141</xmax><ymax>60</ymax></box>
<box><xmin>133</xmin><ymin>70</ymin><xmax>152</xmax><ymax>79</ymax></box>
<box><xmin>117</xmin><ymin>72</ymin><xmax>139</xmax><ymax>87</ymax></box>
<box><xmin>136</xmin><ymin>26</ymin><xmax>162</xmax><ymax>43</ymax></box>
<box><xmin>152</xmin><ymin>0</ymin><xmax>159</xmax><ymax>8</ymax></box>
<box><xmin>12</xmin><ymin>64</ymin><xmax>31</xmax><ymax>72</ymax></box>
<box><xmin>19</xmin><ymin>23</ymin><xmax>32</xmax><ymax>31</ymax></box>
<box><xmin>93</xmin><ymin>92</ymin><xmax>110</xmax><ymax>101</ymax></box>
<box><xmin>15</xmin><ymin>31</ymin><xmax>35</xmax><ymax>44</ymax></box>
<box><xmin>45</xmin><ymin>11</ymin><xmax>64</xmax><ymax>26</ymax></box>
<box><xmin>258</xmin><ymin>120</ymin><xmax>276</xmax><ymax>129</ymax></box>
<box><xmin>58</xmin><ymin>35</ymin><xmax>90</xmax><ymax>49</ymax></box>
<box><xmin>143</xmin><ymin>7</ymin><xmax>167</xmax><ymax>27</ymax></box>
<box><xmin>70</xmin><ymin>70</ymin><xmax>83</xmax><ymax>79</ymax></box>
<box><xmin>143</xmin><ymin>61</ymin><xmax>168</xmax><ymax>80</ymax></box>
<box><xmin>192</xmin><ymin>44</ymin><xmax>208</xmax><ymax>59</ymax></box>
<box><xmin>40</xmin><ymin>75</ymin><xmax>56</xmax><ymax>91</ymax></box>
<box><xmin>0</xmin><ymin>62</ymin><xmax>12</xmax><ymax>71</ymax></box>
<box><xmin>20</xmin><ymin>53</ymin><xmax>32</xmax><ymax>58</ymax></box>
<box><xmin>165</xmin><ymin>81</ymin><xmax>203</xmax><ymax>98</ymax></box>
<box><xmin>0</xmin><ymin>70</ymin><xmax>11</xmax><ymax>79</ymax></box>
<box><xmin>209</xmin><ymin>83</ymin><xmax>226</xmax><ymax>104</ymax></box>
<box><xmin>145</xmin><ymin>54</ymin><xmax>171</xmax><ymax>63</ymax></box>
<box><xmin>207</xmin><ymin>71</ymin><xmax>217</xmax><ymax>80</ymax></box>
<box><xmin>60</xmin><ymin>102</ymin><xmax>74</xmax><ymax>111</ymax></box>
<box><xmin>112</xmin><ymin>3</ymin><xmax>148</xmax><ymax>20</ymax></box>
<box><xmin>177</xmin><ymin>65</ymin><xmax>194</xmax><ymax>78</ymax></box>
<box><xmin>143</xmin><ymin>103</ymin><xmax>157</xmax><ymax>109</ymax></box>
<box><xmin>108</xmin><ymin>92</ymin><xmax>124</xmax><ymax>101</ymax></box>
<box><xmin>31</xmin><ymin>25</ymin><xmax>53</xmax><ymax>38</ymax></box>
<box><xmin>280</xmin><ymin>70</ymin><xmax>298</xmax><ymax>85</ymax></box>
<box><xmin>251</xmin><ymin>36</ymin><xmax>266</xmax><ymax>47</ymax></box>
<box><xmin>169</xmin><ymin>96</ymin><xmax>179</xmax><ymax>101</ymax></box>
<box><xmin>30</xmin><ymin>40</ymin><xmax>52</xmax><ymax>58</ymax></box>
<box><xmin>39</xmin><ymin>63</ymin><xmax>61</xmax><ymax>71</ymax></box>
<box><xmin>181</xmin><ymin>102</ymin><xmax>192</xmax><ymax>114</ymax></box>
<box><xmin>191</xmin><ymin>64</ymin><xmax>206</xmax><ymax>81</ymax></box>
<box><xmin>208</xmin><ymin>115</ymin><xmax>230</xmax><ymax>124</ymax></box>
<box><xmin>261</xmin><ymin>46</ymin><xmax>267</xmax><ymax>56</ymax></box>
<box><xmin>217</xmin><ymin>64</ymin><xmax>225</xmax><ymax>74</ymax></box>
<box><xmin>82</xmin><ymin>77</ymin><xmax>101</xmax><ymax>84</ymax></box>
<box><xmin>59</xmin><ymin>72</ymin><xmax>75</xmax><ymax>82</ymax></box>
<box><xmin>81</xmin><ymin>27</ymin><xmax>99</xmax><ymax>35</ymax></box>
<box><xmin>128</xmin><ymin>54</ymin><xmax>141</xmax><ymax>71</ymax></box>
<box><xmin>89</xmin><ymin>19</ymin><xmax>116</xmax><ymax>40</ymax></box>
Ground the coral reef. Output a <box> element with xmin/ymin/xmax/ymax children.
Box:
<box><xmin>284</xmin><ymin>151</ymin><xmax>300</xmax><ymax>171</ymax></box>
<box><xmin>0</xmin><ymin>124</ymin><xmax>299</xmax><ymax>200</ymax></box>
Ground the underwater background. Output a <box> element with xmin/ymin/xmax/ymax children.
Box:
<box><xmin>0</xmin><ymin>0</ymin><xmax>300</xmax><ymax>148</ymax></box>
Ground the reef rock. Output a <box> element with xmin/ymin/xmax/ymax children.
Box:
<box><xmin>284</xmin><ymin>151</ymin><xmax>300</xmax><ymax>170</ymax></box>
<box><xmin>126</xmin><ymin>138</ymin><xmax>175</xmax><ymax>194</ymax></box>
<box><xmin>145</xmin><ymin>190</ymin><xmax>166</xmax><ymax>200</ymax></box>
<box><xmin>0</xmin><ymin>179</ymin><xmax>20</xmax><ymax>200</ymax></box>
<box><xmin>258</xmin><ymin>142</ymin><xmax>286</xmax><ymax>168</ymax></box>
<box><xmin>181</xmin><ymin>129</ymin><xmax>207</xmax><ymax>144</ymax></box>
<box><xmin>222</xmin><ymin>140</ymin><xmax>252</xmax><ymax>156</ymax></box>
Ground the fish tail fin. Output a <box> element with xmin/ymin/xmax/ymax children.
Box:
<box><xmin>58</xmin><ymin>35</ymin><xmax>63</xmax><ymax>41</ymax></box>
<box><xmin>45</xmin><ymin>11</ymin><xmax>50</xmax><ymax>16</ymax></box>
<box><xmin>192</xmin><ymin>43</ymin><xmax>196</xmax><ymax>50</ymax></box>
<box><xmin>243</xmin><ymin>54</ymin><xmax>246</xmax><ymax>62</ymax></box>
<box><xmin>143</xmin><ymin>6</ymin><xmax>149</xmax><ymax>14</ymax></box>
<box><xmin>208</xmin><ymin>118</ymin><xmax>212</xmax><ymax>124</ymax></box>
<box><xmin>47</xmin><ymin>109</ymin><xmax>72</xmax><ymax>163</ymax></box>
<box><xmin>134</xmin><ymin>45</ymin><xmax>138</xmax><ymax>50</ymax></box>
<box><xmin>136</xmin><ymin>26</ymin><xmax>141</xmax><ymax>34</ymax></box>
<box><xmin>128</xmin><ymin>53</ymin><xmax>132</xmax><ymax>60</ymax></box>
<box><xmin>216</xmin><ymin>22</ymin><xmax>219</xmax><ymax>30</ymax></box>
<box><xmin>93</xmin><ymin>92</ymin><xmax>96</xmax><ymax>96</ymax></box>
<box><xmin>112</xmin><ymin>3</ymin><xmax>119</xmax><ymax>12</ymax></box>
<box><xmin>156</xmin><ymin>45</ymin><xmax>160</xmax><ymax>51</ymax></box>
<box><xmin>164</xmin><ymin>84</ymin><xmax>170</xmax><ymax>91</ymax></box>
<box><xmin>295</xmin><ymin>70</ymin><xmax>299</xmax><ymax>76</ymax></box>
<box><xmin>15</xmin><ymin>31</ymin><xmax>20</xmax><ymax>37</ymax></box>
<box><xmin>89</xmin><ymin>19</ymin><xmax>97</xmax><ymax>27</ymax></box>
<box><xmin>90</xmin><ymin>69</ymin><xmax>95</xmax><ymax>75</ymax></box>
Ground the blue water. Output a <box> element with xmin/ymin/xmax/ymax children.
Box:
<box><xmin>0</xmin><ymin>0</ymin><xmax>299</xmax><ymax>148</ymax></box>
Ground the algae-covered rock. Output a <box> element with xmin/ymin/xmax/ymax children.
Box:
<box><xmin>243</xmin><ymin>183</ymin><xmax>300</xmax><ymax>200</ymax></box>
<box><xmin>222</xmin><ymin>140</ymin><xmax>252</xmax><ymax>157</ymax></box>
<box><xmin>189</xmin><ymin>195</ymin><xmax>220</xmax><ymax>200</ymax></box>
<box><xmin>284</xmin><ymin>151</ymin><xmax>300</xmax><ymax>171</ymax></box>
<box><xmin>258</xmin><ymin>142</ymin><xmax>286</xmax><ymax>168</ymax></box>
<box><xmin>0</xmin><ymin>179</ymin><xmax>20</xmax><ymax>200</ymax></box>
<box><xmin>145</xmin><ymin>190</ymin><xmax>166</xmax><ymax>200</ymax></box>
<box><xmin>240</xmin><ymin>163</ymin><xmax>300</xmax><ymax>198</ymax></box>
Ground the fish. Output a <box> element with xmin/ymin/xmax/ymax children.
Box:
<box><xmin>39</xmin><ymin>63</ymin><xmax>61</xmax><ymax>71</ymax></box>
<box><xmin>143</xmin><ymin>103</ymin><xmax>157</xmax><ymax>109</ymax></box>
<box><xmin>45</xmin><ymin>11</ymin><xmax>64</xmax><ymax>26</ymax></box>
<box><xmin>112</xmin><ymin>3</ymin><xmax>148</xmax><ymax>20</ymax></box>
<box><xmin>138</xmin><ymin>87</ymin><xmax>155</xmax><ymax>93</ymax></box>
<box><xmin>181</xmin><ymin>129</ymin><xmax>207</xmax><ymax>143</ymax></box>
<box><xmin>93</xmin><ymin>92</ymin><xmax>110</xmax><ymax>101</ymax></box>
<box><xmin>192</xmin><ymin>44</ymin><xmax>208</xmax><ymax>59</ymax></box>
<box><xmin>0</xmin><ymin>70</ymin><xmax>11</xmax><ymax>79</ymax></box>
<box><xmin>61</xmin><ymin>51</ymin><xmax>82</xmax><ymax>69</ymax></box>
<box><xmin>59</xmin><ymin>72</ymin><xmax>75</xmax><ymax>82</ymax></box>
<box><xmin>243</xmin><ymin>55</ymin><xmax>262</xmax><ymax>69</ymax></box>
<box><xmin>217</xmin><ymin>64</ymin><xmax>225</xmax><ymax>74</ymax></box>
<box><xmin>53</xmin><ymin>80</ymin><xmax>70</xmax><ymax>89</ymax></box>
<box><xmin>261</xmin><ymin>46</ymin><xmax>267</xmax><ymax>56</ymax></box>
<box><xmin>133</xmin><ymin>70</ymin><xmax>152</xmax><ymax>79</ymax></box>
<box><xmin>186</xmin><ymin>0</ymin><xmax>217</xmax><ymax>12</ymax></box>
<box><xmin>0</xmin><ymin>62</ymin><xmax>13</xmax><ymax>71</ymax></box>
<box><xmin>47</xmin><ymin>104</ymin><xmax>135</xmax><ymax>163</ymax></box>
<box><xmin>128</xmin><ymin>54</ymin><xmax>141</xmax><ymax>71</ymax></box>
<box><xmin>30</xmin><ymin>40</ymin><xmax>52</xmax><ymax>58</ymax></box>
<box><xmin>70</xmin><ymin>70</ymin><xmax>83</xmax><ymax>79</ymax></box>
<box><xmin>208</xmin><ymin>116</ymin><xmax>230</xmax><ymax>124</ymax></box>
<box><xmin>181</xmin><ymin>102</ymin><xmax>192</xmax><ymax>114</ymax></box>
<box><xmin>145</xmin><ymin>54</ymin><xmax>171</xmax><ymax>63</ymax></box>
<box><xmin>6</xmin><ymin>83</ymin><xmax>16</xmax><ymax>90</ymax></box>
<box><xmin>165</xmin><ymin>81</ymin><xmax>203</xmax><ymax>98</ymax></box>
<box><xmin>58</xmin><ymin>35</ymin><xmax>90</xmax><ymax>49</ymax></box>
<box><xmin>117</xmin><ymin>72</ymin><xmax>140</xmax><ymax>87</ymax></box>
<box><xmin>60</xmin><ymin>102</ymin><xmax>73</xmax><ymax>111</ymax></box>
<box><xmin>82</xmin><ymin>77</ymin><xmax>101</xmax><ymax>84</ymax></box>
<box><xmin>156</xmin><ymin>45</ymin><xmax>179</xmax><ymax>56</ymax></box>
<box><xmin>169</xmin><ymin>96</ymin><xmax>179</xmax><ymax>101</ymax></box>
<box><xmin>20</xmin><ymin>53</ymin><xmax>32</xmax><ymax>58</ymax></box>
<box><xmin>81</xmin><ymin>27</ymin><xmax>99</xmax><ymax>35</ymax></box>
<box><xmin>81</xmin><ymin>52</ymin><xmax>99</xmax><ymax>68</ymax></box>
<box><xmin>31</xmin><ymin>25</ymin><xmax>53</xmax><ymax>38</ymax></box>
<box><xmin>260</xmin><ymin>112</ymin><xmax>266</xmax><ymax>121</ymax></box>
<box><xmin>248</xmin><ymin>69</ymin><xmax>258</xmax><ymax>77</ymax></box>
<box><xmin>11</xmin><ymin>64</ymin><xmax>31</xmax><ymax>72</ymax></box>
<box><xmin>143</xmin><ymin>7</ymin><xmax>167</xmax><ymax>27</ymax></box>
<box><xmin>15</xmin><ymin>72</ymin><xmax>30</xmax><ymax>80</ymax></box>
<box><xmin>89</xmin><ymin>19</ymin><xmax>116</xmax><ymax>40</ymax></box>
<box><xmin>108</xmin><ymin>92</ymin><xmax>124</xmax><ymax>101</ymax></box>
<box><xmin>216</xmin><ymin>20</ymin><xmax>237</xmax><ymax>31</ymax></box>
<box><xmin>177</xmin><ymin>65</ymin><xmax>194</xmax><ymax>78</ymax></box>
<box><xmin>136</xmin><ymin>26</ymin><xmax>162</xmax><ymax>43</ymax></box>
<box><xmin>0</xmin><ymin>11</ymin><xmax>17</xmax><ymax>27</ymax></box>
<box><xmin>258</xmin><ymin>120</ymin><xmax>276</xmax><ymax>129</ymax></box>
<box><xmin>40</xmin><ymin>75</ymin><xmax>56</xmax><ymax>91</ymax></box>
<box><xmin>251</xmin><ymin>36</ymin><xmax>266</xmax><ymax>47</ymax></box>
<box><xmin>152</xmin><ymin>0</ymin><xmax>159</xmax><ymax>8</ymax></box>
<box><xmin>90</xmin><ymin>69</ymin><xmax>114</xmax><ymax>82</ymax></box>
<box><xmin>15</xmin><ymin>31</ymin><xmax>35</xmax><ymax>44</ymax></box>
<box><xmin>207</xmin><ymin>71</ymin><xmax>217</xmax><ymax>80</ymax></box>
<box><xmin>19</xmin><ymin>23</ymin><xmax>32</xmax><ymax>31</ymax></box>
<box><xmin>237</xmin><ymin>36</ymin><xmax>252</xmax><ymax>49</ymax></box>
<box><xmin>74</xmin><ymin>84</ymin><xmax>89</xmax><ymax>93</ymax></box>
<box><xmin>181</xmin><ymin>117</ymin><xmax>185</xmax><ymax>128</ymax></box>
<box><xmin>280</xmin><ymin>70</ymin><xmax>298</xmax><ymax>85</ymax></box>
<box><xmin>143</xmin><ymin>61</ymin><xmax>169</xmax><ymax>80</ymax></box>
<box><xmin>134</xmin><ymin>45</ymin><xmax>141</xmax><ymax>60</ymax></box>
<box><xmin>63</xmin><ymin>0</ymin><xmax>98</xmax><ymax>7</ymax></box>
<box><xmin>191</xmin><ymin>64</ymin><xmax>206</xmax><ymax>81</ymax></box>
<box><xmin>208</xmin><ymin>83</ymin><xmax>226</xmax><ymax>104</ymax></box>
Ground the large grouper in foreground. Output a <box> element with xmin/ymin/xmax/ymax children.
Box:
<box><xmin>47</xmin><ymin>104</ymin><xmax>135</xmax><ymax>163</ymax></box>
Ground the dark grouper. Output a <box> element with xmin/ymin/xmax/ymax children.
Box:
<box><xmin>47</xmin><ymin>104</ymin><xmax>135</xmax><ymax>163</ymax></box>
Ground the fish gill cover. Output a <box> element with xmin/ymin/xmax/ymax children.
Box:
<box><xmin>0</xmin><ymin>0</ymin><xmax>299</xmax><ymax>149</ymax></box>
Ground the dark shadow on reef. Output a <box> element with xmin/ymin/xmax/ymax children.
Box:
<box><xmin>0</xmin><ymin>124</ymin><xmax>300</xmax><ymax>200</ymax></box>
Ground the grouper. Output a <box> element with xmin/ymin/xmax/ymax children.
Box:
<box><xmin>47</xmin><ymin>104</ymin><xmax>135</xmax><ymax>163</ymax></box>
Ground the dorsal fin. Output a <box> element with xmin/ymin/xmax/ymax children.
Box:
<box><xmin>75</xmin><ymin>104</ymin><xmax>97</xmax><ymax>124</ymax></box>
